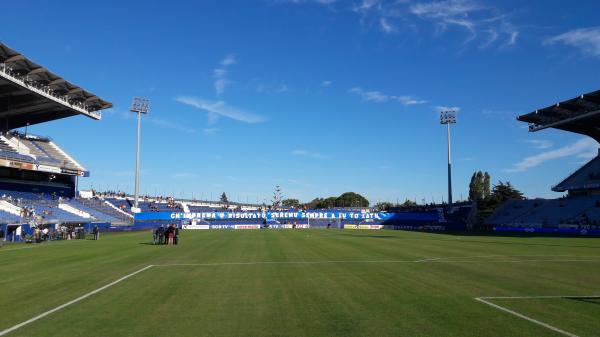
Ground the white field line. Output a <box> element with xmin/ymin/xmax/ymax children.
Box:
<box><xmin>474</xmin><ymin>297</ymin><xmax>585</xmax><ymax>337</ymax></box>
<box><xmin>0</xmin><ymin>246</ymin><xmax>37</xmax><ymax>253</ymax></box>
<box><xmin>153</xmin><ymin>257</ymin><xmax>600</xmax><ymax>267</ymax></box>
<box><xmin>480</xmin><ymin>295</ymin><xmax>600</xmax><ymax>300</ymax></box>
<box><xmin>0</xmin><ymin>265</ymin><xmax>154</xmax><ymax>337</ymax></box>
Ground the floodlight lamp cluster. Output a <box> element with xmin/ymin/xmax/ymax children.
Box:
<box><xmin>130</xmin><ymin>97</ymin><xmax>150</xmax><ymax>114</ymax></box>
<box><xmin>440</xmin><ymin>110</ymin><xmax>457</xmax><ymax>124</ymax></box>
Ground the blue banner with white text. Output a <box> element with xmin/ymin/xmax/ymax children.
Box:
<box><xmin>134</xmin><ymin>211</ymin><xmax>393</xmax><ymax>222</ymax></box>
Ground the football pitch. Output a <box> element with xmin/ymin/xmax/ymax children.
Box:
<box><xmin>0</xmin><ymin>229</ymin><xmax>599</xmax><ymax>337</ymax></box>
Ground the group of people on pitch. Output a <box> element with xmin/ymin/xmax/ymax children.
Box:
<box><xmin>153</xmin><ymin>224</ymin><xmax>179</xmax><ymax>245</ymax></box>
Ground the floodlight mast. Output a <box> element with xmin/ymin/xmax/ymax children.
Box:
<box><xmin>130</xmin><ymin>98</ymin><xmax>150</xmax><ymax>211</ymax></box>
<box><xmin>440</xmin><ymin>110</ymin><xmax>456</xmax><ymax>207</ymax></box>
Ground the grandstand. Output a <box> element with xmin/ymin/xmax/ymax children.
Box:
<box><xmin>0</xmin><ymin>42</ymin><xmax>115</xmax><ymax>241</ymax></box>
<box><xmin>487</xmin><ymin>89</ymin><xmax>600</xmax><ymax>235</ymax></box>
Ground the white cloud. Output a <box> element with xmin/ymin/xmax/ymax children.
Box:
<box><xmin>176</xmin><ymin>96</ymin><xmax>266</xmax><ymax>124</ymax></box>
<box><xmin>321</xmin><ymin>80</ymin><xmax>332</xmax><ymax>87</ymax></box>
<box><xmin>506</xmin><ymin>138</ymin><xmax>598</xmax><ymax>173</ymax></box>
<box><xmin>220</xmin><ymin>54</ymin><xmax>236</xmax><ymax>66</ymax></box>
<box><xmin>409</xmin><ymin>0</ymin><xmax>519</xmax><ymax>47</ymax></box>
<box><xmin>436</xmin><ymin>105</ymin><xmax>460</xmax><ymax>112</ymax></box>
<box><xmin>349</xmin><ymin>87</ymin><xmax>388</xmax><ymax>102</ymax></box>
<box><xmin>410</xmin><ymin>0</ymin><xmax>482</xmax><ymax>18</ymax></box>
<box><xmin>214</xmin><ymin>54</ymin><xmax>236</xmax><ymax>95</ymax></box>
<box><xmin>523</xmin><ymin>139</ymin><xmax>553</xmax><ymax>150</ymax></box>
<box><xmin>277</xmin><ymin>0</ymin><xmax>517</xmax><ymax>48</ymax></box>
<box><xmin>349</xmin><ymin>87</ymin><xmax>427</xmax><ymax>105</ymax></box>
<box><xmin>396</xmin><ymin>95</ymin><xmax>427</xmax><ymax>105</ymax></box>
<box><xmin>352</xmin><ymin>0</ymin><xmax>381</xmax><ymax>13</ymax></box>
<box><xmin>380</xmin><ymin>17</ymin><xmax>395</xmax><ymax>34</ymax></box>
<box><xmin>291</xmin><ymin>149</ymin><xmax>329</xmax><ymax>159</ymax></box>
<box><xmin>545</xmin><ymin>26</ymin><xmax>600</xmax><ymax>58</ymax></box>
<box><xmin>203</xmin><ymin>128</ymin><xmax>220</xmax><ymax>135</ymax></box>
<box><xmin>147</xmin><ymin>117</ymin><xmax>197</xmax><ymax>134</ymax></box>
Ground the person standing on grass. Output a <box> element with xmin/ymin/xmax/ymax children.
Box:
<box><xmin>157</xmin><ymin>225</ymin><xmax>165</xmax><ymax>245</ymax></box>
<box><xmin>153</xmin><ymin>227</ymin><xmax>159</xmax><ymax>245</ymax></box>
<box><xmin>92</xmin><ymin>225</ymin><xmax>99</xmax><ymax>240</ymax></box>
<box><xmin>173</xmin><ymin>224</ymin><xmax>179</xmax><ymax>245</ymax></box>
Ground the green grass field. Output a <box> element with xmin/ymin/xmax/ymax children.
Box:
<box><xmin>1</xmin><ymin>229</ymin><xmax>599</xmax><ymax>337</ymax></box>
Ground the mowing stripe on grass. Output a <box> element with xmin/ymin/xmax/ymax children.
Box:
<box><xmin>0</xmin><ymin>246</ymin><xmax>37</xmax><ymax>253</ymax></box>
<box><xmin>3</xmin><ymin>256</ymin><xmax>598</xmax><ymax>336</ymax></box>
<box><xmin>0</xmin><ymin>265</ymin><xmax>154</xmax><ymax>337</ymax></box>
<box><xmin>475</xmin><ymin>297</ymin><xmax>581</xmax><ymax>337</ymax></box>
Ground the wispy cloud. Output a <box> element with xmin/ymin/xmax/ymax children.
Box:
<box><xmin>545</xmin><ymin>26</ymin><xmax>600</xmax><ymax>58</ymax></box>
<box><xmin>379</xmin><ymin>17</ymin><xmax>395</xmax><ymax>34</ymax></box>
<box><xmin>349</xmin><ymin>87</ymin><xmax>427</xmax><ymax>105</ymax></box>
<box><xmin>147</xmin><ymin>117</ymin><xmax>197</xmax><ymax>134</ymax></box>
<box><xmin>409</xmin><ymin>0</ymin><xmax>518</xmax><ymax>47</ymax></box>
<box><xmin>435</xmin><ymin>105</ymin><xmax>460</xmax><ymax>112</ymax></box>
<box><xmin>291</xmin><ymin>149</ymin><xmax>329</xmax><ymax>159</ymax></box>
<box><xmin>352</xmin><ymin>0</ymin><xmax>381</xmax><ymax>13</ymax></box>
<box><xmin>506</xmin><ymin>138</ymin><xmax>598</xmax><ymax>173</ymax></box>
<box><xmin>523</xmin><ymin>139</ymin><xmax>553</xmax><ymax>150</ymax></box>
<box><xmin>321</xmin><ymin>80</ymin><xmax>332</xmax><ymax>87</ymax></box>
<box><xmin>214</xmin><ymin>54</ymin><xmax>236</xmax><ymax>95</ymax></box>
<box><xmin>202</xmin><ymin>128</ymin><xmax>220</xmax><ymax>135</ymax></box>
<box><xmin>284</xmin><ymin>0</ymin><xmax>518</xmax><ymax>49</ymax></box>
<box><xmin>176</xmin><ymin>96</ymin><xmax>266</xmax><ymax>124</ymax></box>
<box><xmin>255</xmin><ymin>81</ymin><xmax>290</xmax><ymax>94</ymax></box>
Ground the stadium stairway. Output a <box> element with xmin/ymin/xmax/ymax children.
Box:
<box><xmin>58</xmin><ymin>202</ymin><xmax>92</xmax><ymax>219</ymax></box>
<box><xmin>77</xmin><ymin>198</ymin><xmax>133</xmax><ymax>224</ymax></box>
<box><xmin>0</xmin><ymin>200</ymin><xmax>23</xmax><ymax>223</ymax></box>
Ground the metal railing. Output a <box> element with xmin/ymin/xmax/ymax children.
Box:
<box><xmin>0</xmin><ymin>63</ymin><xmax>101</xmax><ymax>119</ymax></box>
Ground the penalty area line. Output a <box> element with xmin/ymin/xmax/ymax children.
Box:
<box><xmin>474</xmin><ymin>297</ymin><xmax>583</xmax><ymax>337</ymax></box>
<box><xmin>0</xmin><ymin>265</ymin><xmax>155</xmax><ymax>336</ymax></box>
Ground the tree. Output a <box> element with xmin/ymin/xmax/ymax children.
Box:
<box><xmin>483</xmin><ymin>172</ymin><xmax>491</xmax><ymax>200</ymax></box>
<box><xmin>282</xmin><ymin>198</ymin><xmax>300</xmax><ymax>208</ymax></box>
<box><xmin>220</xmin><ymin>192</ymin><xmax>229</xmax><ymax>204</ymax></box>
<box><xmin>469</xmin><ymin>171</ymin><xmax>491</xmax><ymax>201</ymax></box>
<box><xmin>490</xmin><ymin>181</ymin><xmax>524</xmax><ymax>203</ymax></box>
<box><xmin>335</xmin><ymin>192</ymin><xmax>369</xmax><ymax>208</ymax></box>
<box><xmin>375</xmin><ymin>202</ymin><xmax>393</xmax><ymax>211</ymax></box>
<box><xmin>475</xmin><ymin>180</ymin><xmax>524</xmax><ymax>225</ymax></box>
<box><xmin>475</xmin><ymin>171</ymin><xmax>484</xmax><ymax>200</ymax></box>
<box><xmin>272</xmin><ymin>185</ymin><xmax>283</xmax><ymax>208</ymax></box>
<box><xmin>402</xmin><ymin>199</ymin><xmax>417</xmax><ymax>207</ymax></box>
<box><xmin>304</xmin><ymin>198</ymin><xmax>323</xmax><ymax>209</ymax></box>
<box><xmin>468</xmin><ymin>172</ymin><xmax>478</xmax><ymax>201</ymax></box>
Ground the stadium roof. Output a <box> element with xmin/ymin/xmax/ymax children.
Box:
<box><xmin>0</xmin><ymin>42</ymin><xmax>112</xmax><ymax>130</ymax></box>
<box><xmin>517</xmin><ymin>89</ymin><xmax>600</xmax><ymax>142</ymax></box>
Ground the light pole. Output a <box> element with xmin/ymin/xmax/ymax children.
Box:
<box><xmin>130</xmin><ymin>97</ymin><xmax>150</xmax><ymax>212</ymax></box>
<box><xmin>440</xmin><ymin>110</ymin><xmax>456</xmax><ymax>207</ymax></box>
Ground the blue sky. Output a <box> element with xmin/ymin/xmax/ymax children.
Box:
<box><xmin>2</xmin><ymin>0</ymin><xmax>600</xmax><ymax>204</ymax></box>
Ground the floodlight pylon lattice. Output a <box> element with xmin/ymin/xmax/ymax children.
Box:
<box><xmin>130</xmin><ymin>97</ymin><xmax>150</xmax><ymax>211</ymax></box>
<box><xmin>440</xmin><ymin>110</ymin><xmax>457</xmax><ymax>206</ymax></box>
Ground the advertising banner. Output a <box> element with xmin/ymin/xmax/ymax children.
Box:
<box><xmin>135</xmin><ymin>211</ymin><xmax>392</xmax><ymax>222</ymax></box>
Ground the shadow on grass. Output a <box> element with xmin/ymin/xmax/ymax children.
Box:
<box><xmin>568</xmin><ymin>297</ymin><xmax>600</xmax><ymax>305</ymax></box>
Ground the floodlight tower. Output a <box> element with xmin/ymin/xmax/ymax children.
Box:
<box><xmin>130</xmin><ymin>97</ymin><xmax>150</xmax><ymax>211</ymax></box>
<box><xmin>440</xmin><ymin>110</ymin><xmax>456</xmax><ymax>207</ymax></box>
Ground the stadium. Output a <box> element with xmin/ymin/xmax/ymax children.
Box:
<box><xmin>1</xmin><ymin>15</ymin><xmax>600</xmax><ymax>337</ymax></box>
